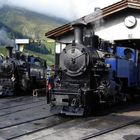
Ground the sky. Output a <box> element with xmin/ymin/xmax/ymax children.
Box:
<box><xmin>0</xmin><ymin>0</ymin><xmax>121</xmax><ymax>21</ymax></box>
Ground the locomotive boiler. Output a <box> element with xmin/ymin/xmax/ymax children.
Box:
<box><xmin>0</xmin><ymin>46</ymin><xmax>47</xmax><ymax>96</ymax></box>
<box><xmin>47</xmin><ymin>22</ymin><xmax>140</xmax><ymax>116</ymax></box>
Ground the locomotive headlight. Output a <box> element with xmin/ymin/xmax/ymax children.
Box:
<box><xmin>106</xmin><ymin>64</ymin><xmax>111</xmax><ymax>68</ymax></box>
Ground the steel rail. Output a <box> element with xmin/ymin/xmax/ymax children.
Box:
<box><xmin>7</xmin><ymin>117</ymin><xmax>72</xmax><ymax>140</ymax></box>
<box><xmin>81</xmin><ymin>118</ymin><xmax>140</xmax><ymax>140</ymax></box>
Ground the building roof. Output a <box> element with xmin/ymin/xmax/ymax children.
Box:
<box><xmin>45</xmin><ymin>0</ymin><xmax>140</xmax><ymax>39</ymax></box>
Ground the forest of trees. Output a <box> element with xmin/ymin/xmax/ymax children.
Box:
<box><xmin>25</xmin><ymin>42</ymin><xmax>49</xmax><ymax>54</ymax></box>
<box><xmin>24</xmin><ymin>41</ymin><xmax>55</xmax><ymax>55</ymax></box>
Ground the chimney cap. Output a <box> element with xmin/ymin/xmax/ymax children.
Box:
<box><xmin>71</xmin><ymin>21</ymin><xmax>87</xmax><ymax>27</ymax></box>
<box><xmin>6</xmin><ymin>46</ymin><xmax>13</xmax><ymax>49</ymax></box>
<box><xmin>94</xmin><ymin>7</ymin><xmax>101</xmax><ymax>11</ymax></box>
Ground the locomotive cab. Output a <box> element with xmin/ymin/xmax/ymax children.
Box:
<box><xmin>105</xmin><ymin>40</ymin><xmax>140</xmax><ymax>94</ymax></box>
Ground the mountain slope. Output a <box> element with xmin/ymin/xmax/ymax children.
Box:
<box><xmin>0</xmin><ymin>5</ymin><xmax>67</xmax><ymax>65</ymax></box>
<box><xmin>0</xmin><ymin>5</ymin><xmax>67</xmax><ymax>40</ymax></box>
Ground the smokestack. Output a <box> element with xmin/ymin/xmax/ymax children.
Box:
<box><xmin>6</xmin><ymin>46</ymin><xmax>13</xmax><ymax>58</ymax></box>
<box><xmin>72</xmin><ymin>22</ymin><xmax>86</xmax><ymax>45</ymax></box>
<box><xmin>94</xmin><ymin>7</ymin><xmax>101</xmax><ymax>12</ymax></box>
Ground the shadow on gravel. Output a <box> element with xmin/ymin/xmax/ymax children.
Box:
<box><xmin>93</xmin><ymin>97</ymin><xmax>140</xmax><ymax>117</ymax></box>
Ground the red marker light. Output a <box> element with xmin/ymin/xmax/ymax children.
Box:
<box><xmin>48</xmin><ymin>83</ymin><xmax>52</xmax><ymax>90</ymax></box>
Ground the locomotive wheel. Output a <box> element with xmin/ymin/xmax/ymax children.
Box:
<box><xmin>30</xmin><ymin>76</ymin><xmax>37</xmax><ymax>90</ymax></box>
<box><xmin>83</xmin><ymin>101</ymin><xmax>100</xmax><ymax>117</ymax></box>
<box><xmin>83</xmin><ymin>91</ymin><xmax>100</xmax><ymax>116</ymax></box>
<box><xmin>83</xmin><ymin>106</ymin><xmax>92</xmax><ymax>117</ymax></box>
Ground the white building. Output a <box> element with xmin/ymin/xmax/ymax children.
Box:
<box><xmin>45</xmin><ymin>0</ymin><xmax>140</xmax><ymax>66</ymax></box>
<box><xmin>15</xmin><ymin>39</ymin><xmax>29</xmax><ymax>52</ymax></box>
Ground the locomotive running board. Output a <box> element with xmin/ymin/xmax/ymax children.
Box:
<box><xmin>51</xmin><ymin>105</ymin><xmax>84</xmax><ymax>116</ymax></box>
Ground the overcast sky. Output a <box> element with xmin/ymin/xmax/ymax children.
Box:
<box><xmin>0</xmin><ymin>0</ymin><xmax>121</xmax><ymax>21</ymax></box>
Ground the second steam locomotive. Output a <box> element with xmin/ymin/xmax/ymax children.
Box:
<box><xmin>47</xmin><ymin>22</ymin><xmax>140</xmax><ymax>116</ymax></box>
<box><xmin>0</xmin><ymin>46</ymin><xmax>47</xmax><ymax>96</ymax></box>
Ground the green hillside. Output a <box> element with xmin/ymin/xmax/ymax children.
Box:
<box><xmin>0</xmin><ymin>5</ymin><xmax>67</xmax><ymax>65</ymax></box>
<box><xmin>0</xmin><ymin>5</ymin><xmax>66</xmax><ymax>39</ymax></box>
<box><xmin>24</xmin><ymin>50</ymin><xmax>54</xmax><ymax>66</ymax></box>
<box><xmin>0</xmin><ymin>47</ymin><xmax>7</xmax><ymax>55</ymax></box>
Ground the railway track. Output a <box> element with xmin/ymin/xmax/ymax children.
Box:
<box><xmin>0</xmin><ymin>101</ymin><xmax>47</xmax><ymax>117</ymax></box>
<box><xmin>15</xmin><ymin>102</ymin><xmax>140</xmax><ymax>140</ymax></box>
<box><xmin>0</xmin><ymin>97</ymin><xmax>46</xmax><ymax>116</ymax></box>
<box><xmin>13</xmin><ymin>114</ymin><xmax>140</xmax><ymax>140</ymax></box>
<box><xmin>0</xmin><ymin>115</ymin><xmax>73</xmax><ymax>140</ymax></box>
<box><xmin>0</xmin><ymin>96</ymin><xmax>45</xmax><ymax>110</ymax></box>
<box><xmin>0</xmin><ymin>96</ymin><xmax>74</xmax><ymax>140</ymax></box>
<box><xmin>0</xmin><ymin>96</ymin><xmax>140</xmax><ymax>140</ymax></box>
<box><xmin>81</xmin><ymin>116</ymin><xmax>140</xmax><ymax>140</ymax></box>
<box><xmin>0</xmin><ymin>104</ymin><xmax>52</xmax><ymax>129</ymax></box>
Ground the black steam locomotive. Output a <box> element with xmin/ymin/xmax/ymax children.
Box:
<box><xmin>0</xmin><ymin>54</ymin><xmax>3</xmax><ymax>65</ymax></box>
<box><xmin>0</xmin><ymin>46</ymin><xmax>47</xmax><ymax>96</ymax></box>
<box><xmin>47</xmin><ymin>22</ymin><xmax>140</xmax><ymax>116</ymax></box>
